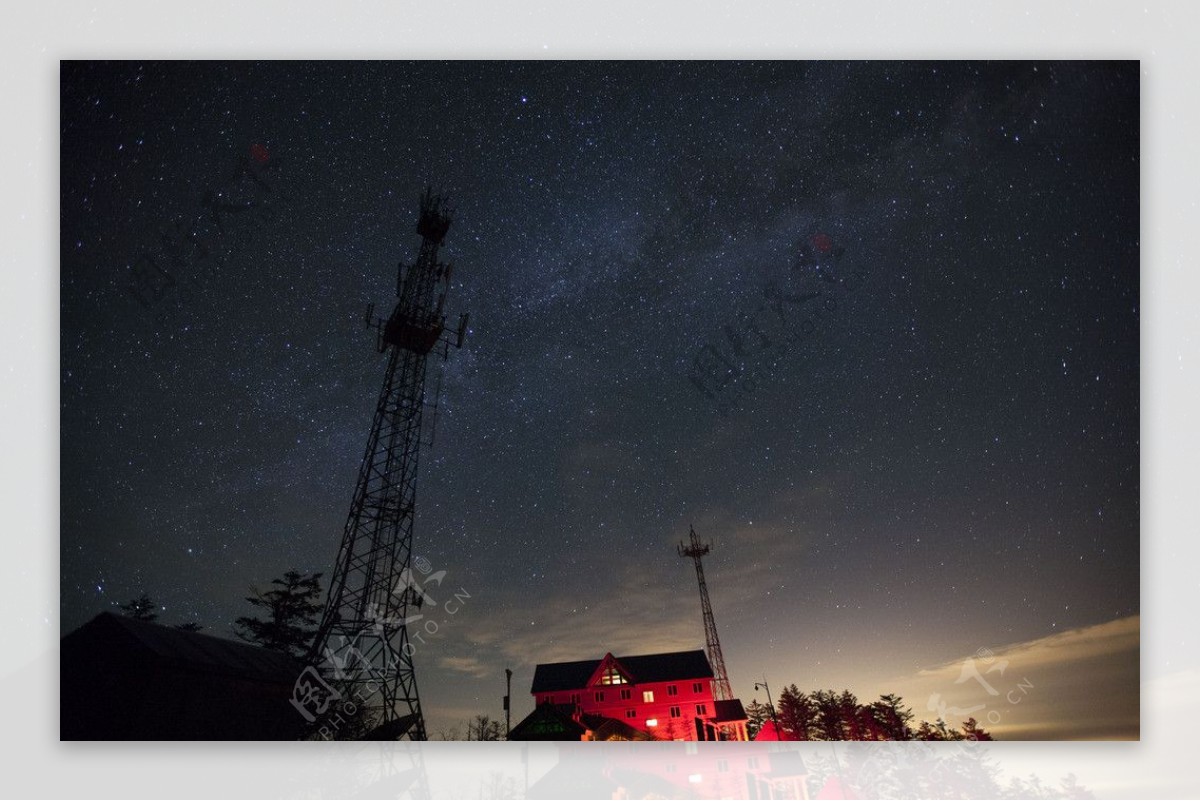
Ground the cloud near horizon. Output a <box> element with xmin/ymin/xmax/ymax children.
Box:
<box><xmin>883</xmin><ymin>615</ymin><xmax>1139</xmax><ymax>740</ymax></box>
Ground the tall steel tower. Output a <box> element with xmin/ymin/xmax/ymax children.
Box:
<box><xmin>678</xmin><ymin>525</ymin><xmax>733</xmax><ymax>701</ymax></box>
<box><xmin>308</xmin><ymin>188</ymin><xmax>468</xmax><ymax>741</ymax></box>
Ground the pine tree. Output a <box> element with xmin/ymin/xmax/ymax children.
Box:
<box><xmin>232</xmin><ymin>570</ymin><xmax>323</xmax><ymax>658</ymax></box>
<box><xmin>744</xmin><ymin>699</ymin><xmax>771</xmax><ymax>740</ymax></box>
<box><xmin>838</xmin><ymin>690</ymin><xmax>862</xmax><ymax>740</ymax></box>
<box><xmin>119</xmin><ymin>592</ymin><xmax>159</xmax><ymax>621</ymax></box>
<box><xmin>870</xmin><ymin>693</ymin><xmax>914</xmax><ymax>740</ymax></box>
<box><xmin>812</xmin><ymin>689</ymin><xmax>843</xmax><ymax>740</ymax></box>
<box><xmin>777</xmin><ymin>684</ymin><xmax>817</xmax><ymax>740</ymax></box>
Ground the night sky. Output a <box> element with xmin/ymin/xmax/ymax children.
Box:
<box><xmin>60</xmin><ymin>61</ymin><xmax>1139</xmax><ymax>739</ymax></box>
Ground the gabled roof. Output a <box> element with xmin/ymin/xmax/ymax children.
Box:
<box><xmin>62</xmin><ymin>611</ymin><xmax>303</xmax><ymax>684</ymax></box>
<box><xmin>584</xmin><ymin>652</ymin><xmax>632</xmax><ymax>687</ymax></box>
<box><xmin>531</xmin><ymin>649</ymin><xmax>713</xmax><ymax>693</ymax></box>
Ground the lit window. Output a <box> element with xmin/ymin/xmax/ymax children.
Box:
<box><xmin>599</xmin><ymin>667</ymin><xmax>628</xmax><ymax>685</ymax></box>
<box><xmin>643</xmin><ymin>690</ymin><xmax>655</xmax><ymax>703</ymax></box>
<box><xmin>693</xmin><ymin>682</ymin><xmax>704</xmax><ymax>693</ymax></box>
<box><xmin>646</xmin><ymin>718</ymin><xmax>658</xmax><ymax>727</ymax></box>
<box><xmin>667</xmin><ymin>685</ymin><xmax>678</xmax><ymax>696</ymax></box>
<box><xmin>696</xmin><ymin>704</ymin><xmax>707</xmax><ymax>715</ymax></box>
<box><xmin>688</xmin><ymin>774</ymin><xmax>702</xmax><ymax>784</ymax></box>
<box><xmin>620</xmin><ymin>688</ymin><xmax>631</xmax><ymax>700</ymax></box>
<box><xmin>595</xmin><ymin>691</ymin><xmax>604</xmax><ymax>702</ymax></box>
<box><xmin>670</xmin><ymin>706</ymin><xmax>681</xmax><ymax>718</ymax></box>
<box><xmin>625</xmin><ymin>709</ymin><xmax>637</xmax><ymax>719</ymax></box>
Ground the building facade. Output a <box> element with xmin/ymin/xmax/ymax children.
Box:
<box><xmin>521</xmin><ymin>650</ymin><xmax>748</xmax><ymax>741</ymax></box>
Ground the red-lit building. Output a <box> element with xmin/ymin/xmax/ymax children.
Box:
<box><xmin>514</xmin><ymin>649</ymin><xmax>749</xmax><ymax>741</ymax></box>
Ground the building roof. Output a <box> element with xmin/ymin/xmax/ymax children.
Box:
<box><xmin>64</xmin><ymin>611</ymin><xmax>304</xmax><ymax>684</ymax></box>
<box><xmin>508</xmin><ymin>703</ymin><xmax>588</xmax><ymax>741</ymax></box>
<box><xmin>531</xmin><ymin>650</ymin><xmax>713</xmax><ymax>693</ymax></box>
<box><xmin>61</xmin><ymin>612</ymin><xmax>309</xmax><ymax>739</ymax></box>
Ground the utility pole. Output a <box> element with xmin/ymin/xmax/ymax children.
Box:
<box><xmin>504</xmin><ymin>668</ymin><xmax>512</xmax><ymax>739</ymax></box>
<box><xmin>755</xmin><ymin>679</ymin><xmax>781</xmax><ymax>736</ymax></box>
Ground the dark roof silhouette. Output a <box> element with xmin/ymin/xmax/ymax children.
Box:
<box><xmin>78</xmin><ymin>611</ymin><xmax>303</xmax><ymax>681</ymax></box>
<box><xmin>712</xmin><ymin>698</ymin><xmax>748</xmax><ymax>723</ymax></box>
<box><xmin>531</xmin><ymin>649</ymin><xmax>713</xmax><ymax>693</ymax></box>
<box><xmin>508</xmin><ymin>702</ymin><xmax>588</xmax><ymax>741</ymax></box>
<box><xmin>61</xmin><ymin>611</ymin><xmax>307</xmax><ymax>740</ymax></box>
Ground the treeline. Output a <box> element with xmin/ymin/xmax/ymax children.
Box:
<box><xmin>748</xmin><ymin>686</ymin><xmax>993</xmax><ymax>741</ymax></box>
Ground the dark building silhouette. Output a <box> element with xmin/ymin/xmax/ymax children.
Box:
<box><xmin>61</xmin><ymin>612</ymin><xmax>306</xmax><ymax>740</ymax></box>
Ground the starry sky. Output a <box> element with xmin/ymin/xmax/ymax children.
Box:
<box><xmin>60</xmin><ymin>61</ymin><xmax>1139</xmax><ymax>739</ymax></box>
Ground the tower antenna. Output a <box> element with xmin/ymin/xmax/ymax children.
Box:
<box><xmin>308</xmin><ymin>187</ymin><xmax>468</xmax><ymax>741</ymax></box>
<box><xmin>678</xmin><ymin>525</ymin><xmax>734</xmax><ymax>701</ymax></box>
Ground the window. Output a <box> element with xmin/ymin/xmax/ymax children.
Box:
<box><xmin>570</xmin><ymin>693</ymin><xmax>580</xmax><ymax>704</ymax></box>
<box><xmin>717</xmin><ymin>759</ymin><xmax>729</xmax><ymax>773</ymax></box>
<box><xmin>670</xmin><ymin>706</ymin><xmax>681</xmax><ymax>718</ymax></box>
<box><xmin>645</xmin><ymin>718</ymin><xmax>658</xmax><ymax>727</ymax></box>
<box><xmin>693</xmin><ymin>682</ymin><xmax>704</xmax><ymax>693</ymax></box>
<box><xmin>599</xmin><ymin>667</ymin><xmax>628</xmax><ymax>685</ymax></box>
<box><xmin>595</xmin><ymin>691</ymin><xmax>604</xmax><ymax>702</ymax></box>
<box><xmin>620</xmin><ymin>688</ymin><xmax>631</xmax><ymax>700</ymax></box>
<box><xmin>667</xmin><ymin>685</ymin><xmax>678</xmax><ymax>696</ymax></box>
<box><xmin>666</xmin><ymin>764</ymin><xmax>677</xmax><ymax>774</ymax></box>
<box><xmin>696</xmin><ymin>704</ymin><xmax>708</xmax><ymax>716</ymax></box>
<box><xmin>625</xmin><ymin>709</ymin><xmax>637</xmax><ymax>719</ymax></box>
<box><xmin>643</xmin><ymin>690</ymin><xmax>655</xmax><ymax>703</ymax></box>
<box><xmin>747</xmin><ymin>757</ymin><xmax>759</xmax><ymax>770</ymax></box>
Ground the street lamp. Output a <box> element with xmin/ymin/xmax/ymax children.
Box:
<box><xmin>754</xmin><ymin>679</ymin><xmax>781</xmax><ymax>735</ymax></box>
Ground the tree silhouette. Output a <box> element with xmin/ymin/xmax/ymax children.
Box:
<box><xmin>467</xmin><ymin>714</ymin><xmax>504</xmax><ymax>741</ymax></box>
<box><xmin>173</xmin><ymin>621</ymin><xmax>205</xmax><ymax>632</ymax></box>
<box><xmin>869</xmin><ymin>693</ymin><xmax>914</xmax><ymax>740</ymax></box>
<box><xmin>812</xmin><ymin>689</ymin><xmax>843</xmax><ymax>740</ymax></box>
<box><xmin>119</xmin><ymin>592</ymin><xmax>158</xmax><ymax>621</ymax></box>
<box><xmin>838</xmin><ymin>690</ymin><xmax>863</xmax><ymax>740</ymax></box>
<box><xmin>961</xmin><ymin>716</ymin><xmax>994</xmax><ymax>741</ymax></box>
<box><xmin>777</xmin><ymin>684</ymin><xmax>817</xmax><ymax>740</ymax></box>
<box><xmin>744</xmin><ymin>699</ymin><xmax>771</xmax><ymax>740</ymax></box>
<box><xmin>232</xmin><ymin>569</ymin><xmax>323</xmax><ymax>659</ymax></box>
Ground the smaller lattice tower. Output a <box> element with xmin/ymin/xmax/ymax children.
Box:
<box><xmin>678</xmin><ymin>525</ymin><xmax>733</xmax><ymax>701</ymax></box>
